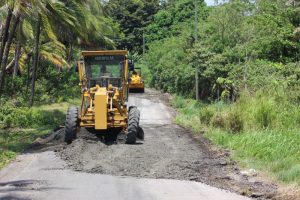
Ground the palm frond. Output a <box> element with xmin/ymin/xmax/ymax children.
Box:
<box><xmin>46</xmin><ymin>1</ymin><xmax>77</xmax><ymax>27</ymax></box>
<box><xmin>19</xmin><ymin>53</ymin><xmax>28</xmax><ymax>73</ymax></box>
<box><xmin>41</xmin><ymin>13</ymin><xmax>57</xmax><ymax>41</ymax></box>
<box><xmin>21</xmin><ymin>19</ymin><xmax>34</xmax><ymax>40</ymax></box>
<box><xmin>40</xmin><ymin>41</ymin><xmax>69</xmax><ymax>68</ymax></box>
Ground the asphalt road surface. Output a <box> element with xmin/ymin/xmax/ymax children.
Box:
<box><xmin>0</xmin><ymin>89</ymin><xmax>277</xmax><ymax>200</ymax></box>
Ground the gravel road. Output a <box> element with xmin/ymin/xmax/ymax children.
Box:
<box><xmin>0</xmin><ymin>89</ymin><xmax>278</xmax><ymax>200</ymax></box>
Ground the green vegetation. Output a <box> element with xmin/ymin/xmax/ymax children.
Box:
<box><xmin>103</xmin><ymin>0</ymin><xmax>160</xmax><ymax>54</ymax></box>
<box><xmin>143</xmin><ymin>0</ymin><xmax>300</xmax><ymax>99</ymax></box>
<box><xmin>140</xmin><ymin>0</ymin><xmax>300</xmax><ymax>188</ymax></box>
<box><xmin>0</xmin><ymin>101</ymin><xmax>74</xmax><ymax>168</ymax></box>
<box><xmin>1</xmin><ymin>129</ymin><xmax>50</xmax><ymax>168</ymax></box>
<box><xmin>0</xmin><ymin>0</ymin><xmax>118</xmax><ymax>106</ymax></box>
<box><xmin>172</xmin><ymin>93</ymin><xmax>300</xmax><ymax>186</ymax></box>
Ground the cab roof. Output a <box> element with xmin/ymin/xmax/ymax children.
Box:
<box><xmin>82</xmin><ymin>50</ymin><xmax>128</xmax><ymax>57</ymax></box>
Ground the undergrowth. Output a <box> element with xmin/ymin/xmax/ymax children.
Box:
<box><xmin>0</xmin><ymin>99</ymin><xmax>80</xmax><ymax>168</ymax></box>
<box><xmin>172</xmin><ymin>92</ymin><xmax>300</xmax><ymax>186</ymax></box>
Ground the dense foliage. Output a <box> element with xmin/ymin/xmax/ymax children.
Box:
<box><xmin>143</xmin><ymin>0</ymin><xmax>300</xmax><ymax>100</ymax></box>
<box><xmin>0</xmin><ymin>0</ymin><xmax>120</xmax><ymax>106</ymax></box>
<box><xmin>104</xmin><ymin>0</ymin><xmax>160</xmax><ymax>54</ymax></box>
<box><xmin>148</xmin><ymin>0</ymin><xmax>300</xmax><ymax>188</ymax></box>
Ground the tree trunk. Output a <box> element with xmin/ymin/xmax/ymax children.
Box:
<box><xmin>0</xmin><ymin>8</ymin><xmax>13</xmax><ymax>86</ymax></box>
<box><xmin>13</xmin><ymin>22</ymin><xmax>22</xmax><ymax>79</ymax></box>
<box><xmin>67</xmin><ymin>42</ymin><xmax>73</xmax><ymax>63</ymax></box>
<box><xmin>0</xmin><ymin>12</ymin><xmax>21</xmax><ymax>95</ymax></box>
<box><xmin>26</xmin><ymin>54</ymin><xmax>32</xmax><ymax>95</ymax></box>
<box><xmin>29</xmin><ymin>14</ymin><xmax>42</xmax><ymax>107</ymax></box>
<box><xmin>13</xmin><ymin>39</ymin><xmax>21</xmax><ymax>78</ymax></box>
<box><xmin>0</xmin><ymin>24</ymin><xmax>3</xmax><ymax>42</ymax></box>
<box><xmin>0</xmin><ymin>8</ymin><xmax>12</xmax><ymax>62</ymax></box>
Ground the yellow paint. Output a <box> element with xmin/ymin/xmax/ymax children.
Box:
<box><xmin>94</xmin><ymin>87</ymin><xmax>107</xmax><ymax>130</ymax></box>
<box><xmin>129</xmin><ymin>68</ymin><xmax>145</xmax><ymax>90</ymax></box>
<box><xmin>78</xmin><ymin>50</ymin><xmax>130</xmax><ymax>130</ymax></box>
<box><xmin>132</xmin><ymin>74</ymin><xmax>141</xmax><ymax>84</ymax></box>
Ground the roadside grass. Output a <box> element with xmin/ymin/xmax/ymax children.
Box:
<box><xmin>0</xmin><ymin>98</ymin><xmax>81</xmax><ymax>168</ymax></box>
<box><xmin>171</xmin><ymin>94</ymin><xmax>300</xmax><ymax>187</ymax></box>
<box><xmin>0</xmin><ymin>128</ymin><xmax>50</xmax><ymax>168</ymax></box>
<box><xmin>36</xmin><ymin>98</ymin><xmax>81</xmax><ymax>111</ymax></box>
<box><xmin>207</xmin><ymin>129</ymin><xmax>300</xmax><ymax>185</ymax></box>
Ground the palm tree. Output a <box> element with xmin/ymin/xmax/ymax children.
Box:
<box><xmin>28</xmin><ymin>0</ymin><xmax>81</xmax><ymax>106</ymax></box>
<box><xmin>0</xmin><ymin>0</ymin><xmax>116</xmax><ymax>105</ymax></box>
<box><xmin>0</xmin><ymin>12</ymin><xmax>21</xmax><ymax>94</ymax></box>
<box><xmin>29</xmin><ymin>13</ymin><xmax>41</xmax><ymax>106</ymax></box>
<box><xmin>0</xmin><ymin>6</ymin><xmax>13</xmax><ymax>93</ymax></box>
<box><xmin>13</xmin><ymin>23</ymin><xmax>21</xmax><ymax>78</ymax></box>
<box><xmin>0</xmin><ymin>0</ymin><xmax>38</xmax><ymax>95</ymax></box>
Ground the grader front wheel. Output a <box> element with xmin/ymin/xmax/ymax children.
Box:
<box><xmin>65</xmin><ymin>107</ymin><xmax>79</xmax><ymax>144</ymax></box>
<box><xmin>126</xmin><ymin>107</ymin><xmax>140</xmax><ymax>144</ymax></box>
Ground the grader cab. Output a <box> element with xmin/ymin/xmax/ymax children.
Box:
<box><xmin>65</xmin><ymin>50</ymin><xmax>143</xmax><ymax>144</ymax></box>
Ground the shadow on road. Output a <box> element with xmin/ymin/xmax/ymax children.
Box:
<box><xmin>0</xmin><ymin>195</ymin><xmax>31</xmax><ymax>200</ymax></box>
<box><xmin>0</xmin><ymin>179</ymin><xmax>71</xmax><ymax>199</ymax></box>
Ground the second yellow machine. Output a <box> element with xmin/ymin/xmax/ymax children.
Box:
<box><xmin>129</xmin><ymin>67</ymin><xmax>145</xmax><ymax>93</ymax></box>
<box><xmin>65</xmin><ymin>50</ymin><xmax>144</xmax><ymax>144</ymax></box>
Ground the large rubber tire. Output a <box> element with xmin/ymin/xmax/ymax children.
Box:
<box><xmin>137</xmin><ymin>126</ymin><xmax>144</xmax><ymax>140</ymax></box>
<box><xmin>65</xmin><ymin>107</ymin><xmax>79</xmax><ymax>144</ymax></box>
<box><xmin>126</xmin><ymin>106</ymin><xmax>140</xmax><ymax>144</ymax></box>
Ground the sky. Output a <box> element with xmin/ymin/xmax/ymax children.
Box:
<box><xmin>205</xmin><ymin>0</ymin><xmax>215</xmax><ymax>6</ymax></box>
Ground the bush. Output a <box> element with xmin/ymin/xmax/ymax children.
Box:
<box><xmin>210</xmin><ymin>109</ymin><xmax>244</xmax><ymax>133</ymax></box>
<box><xmin>175</xmin><ymin>90</ymin><xmax>300</xmax><ymax>133</ymax></box>
<box><xmin>253</xmin><ymin>98</ymin><xmax>276</xmax><ymax>129</ymax></box>
<box><xmin>13</xmin><ymin>108</ymin><xmax>32</xmax><ymax>127</ymax></box>
<box><xmin>0</xmin><ymin>102</ymin><xmax>65</xmax><ymax>129</ymax></box>
<box><xmin>210</xmin><ymin>112</ymin><xmax>226</xmax><ymax>129</ymax></box>
<box><xmin>1</xmin><ymin>65</ymin><xmax>80</xmax><ymax>106</ymax></box>
<box><xmin>172</xmin><ymin>95</ymin><xmax>186</xmax><ymax>108</ymax></box>
<box><xmin>226</xmin><ymin>109</ymin><xmax>244</xmax><ymax>133</ymax></box>
<box><xmin>144</xmin><ymin>36</ymin><xmax>195</xmax><ymax>97</ymax></box>
<box><xmin>199</xmin><ymin>107</ymin><xmax>215</xmax><ymax>125</ymax></box>
<box><xmin>3</xmin><ymin>115</ymin><xmax>13</xmax><ymax>128</ymax></box>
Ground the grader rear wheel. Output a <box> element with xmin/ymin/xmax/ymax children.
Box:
<box><xmin>126</xmin><ymin>106</ymin><xmax>140</xmax><ymax>144</ymax></box>
<box><xmin>65</xmin><ymin>107</ymin><xmax>79</xmax><ymax>144</ymax></box>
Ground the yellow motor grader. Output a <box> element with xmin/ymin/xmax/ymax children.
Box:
<box><xmin>129</xmin><ymin>67</ymin><xmax>145</xmax><ymax>93</ymax></box>
<box><xmin>65</xmin><ymin>50</ymin><xmax>143</xmax><ymax>144</ymax></box>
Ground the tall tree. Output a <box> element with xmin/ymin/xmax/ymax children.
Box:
<box><xmin>0</xmin><ymin>12</ymin><xmax>21</xmax><ymax>94</ymax></box>
<box><xmin>13</xmin><ymin>23</ymin><xmax>21</xmax><ymax>78</ymax></box>
<box><xmin>29</xmin><ymin>14</ymin><xmax>41</xmax><ymax>107</ymax></box>
<box><xmin>0</xmin><ymin>7</ymin><xmax>13</xmax><ymax>93</ymax></box>
<box><xmin>0</xmin><ymin>0</ymin><xmax>118</xmax><ymax>104</ymax></box>
<box><xmin>105</xmin><ymin>0</ymin><xmax>160</xmax><ymax>53</ymax></box>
